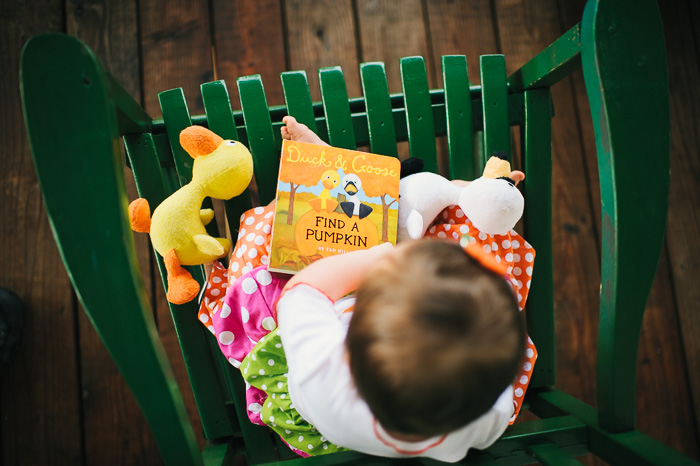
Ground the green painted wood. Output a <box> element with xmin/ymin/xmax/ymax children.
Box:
<box><xmin>159</xmin><ymin>88</ymin><xmax>196</xmax><ymax>186</ymax></box>
<box><xmin>20</xmin><ymin>33</ymin><xmax>203</xmax><ymax>466</ymax></box>
<box><xmin>532</xmin><ymin>389</ymin><xmax>698</xmax><ymax>466</ymax></box>
<box><xmin>226</xmin><ymin>364</ymin><xmax>278</xmax><ymax>464</ymax></box>
<box><xmin>281</xmin><ymin>71</ymin><xmax>318</xmax><ymax>133</ymax></box>
<box><xmin>157</xmin><ymin>89</ymin><xmax>240</xmax><ymax>441</ymax></box>
<box><xmin>319</xmin><ymin>66</ymin><xmax>357</xmax><ymax>150</ymax></box>
<box><xmin>400</xmin><ymin>56</ymin><xmax>438</xmax><ymax>173</ymax></box>
<box><xmin>479</xmin><ymin>55</ymin><xmax>510</xmax><ymax>165</ymax></box>
<box><xmin>124</xmin><ymin>134</ymin><xmax>236</xmax><ymax>442</ymax></box>
<box><xmin>522</xmin><ymin>88</ymin><xmax>555</xmax><ymax>388</ymax></box>
<box><xmin>105</xmin><ymin>69</ymin><xmax>152</xmax><ymax>135</ymax></box>
<box><xmin>581</xmin><ymin>0</ymin><xmax>671</xmax><ymax>433</ymax></box>
<box><xmin>201</xmin><ymin>440</ymin><xmax>240</xmax><ymax>466</ymax></box>
<box><xmin>360</xmin><ymin>62</ymin><xmax>399</xmax><ymax>158</ymax></box>
<box><xmin>237</xmin><ymin>75</ymin><xmax>280</xmax><ymax>205</ymax></box>
<box><xmin>158</xmin><ymin>89</ymin><xmax>221</xmax><ymax>241</ymax></box>
<box><xmin>508</xmin><ymin>23</ymin><xmax>582</xmax><ymax>93</ymax></box>
<box><xmin>527</xmin><ymin>444</ymin><xmax>584</xmax><ymax>466</ymax></box>
<box><xmin>485</xmin><ymin>416</ymin><xmax>588</xmax><ymax>460</ymax></box>
<box><xmin>149</xmin><ymin>89</ymin><xmax>527</xmax><ymax>151</ymax></box>
<box><xmin>441</xmin><ymin>55</ymin><xmax>475</xmax><ymax>180</ymax></box>
<box><xmin>201</xmin><ymin>80</ymin><xmax>254</xmax><ymax>227</ymax></box>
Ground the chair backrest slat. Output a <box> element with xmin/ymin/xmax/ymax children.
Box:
<box><xmin>201</xmin><ymin>80</ymin><xmax>254</xmax><ymax>229</ymax></box>
<box><xmin>281</xmin><ymin>70</ymin><xmax>318</xmax><ymax>132</ymax></box>
<box><xmin>479</xmin><ymin>55</ymin><xmax>511</xmax><ymax>164</ymax></box>
<box><xmin>521</xmin><ymin>88</ymin><xmax>555</xmax><ymax>388</ymax></box>
<box><xmin>400</xmin><ymin>56</ymin><xmax>439</xmax><ymax>173</ymax></box>
<box><xmin>442</xmin><ymin>55</ymin><xmax>476</xmax><ymax>180</ymax></box>
<box><xmin>159</xmin><ymin>88</ymin><xmax>197</xmax><ymax>186</ymax></box>
<box><xmin>237</xmin><ymin>75</ymin><xmax>279</xmax><ymax>205</ymax></box>
<box><xmin>360</xmin><ymin>62</ymin><xmax>399</xmax><ymax>158</ymax></box>
<box><xmin>319</xmin><ymin>66</ymin><xmax>357</xmax><ymax>150</ymax></box>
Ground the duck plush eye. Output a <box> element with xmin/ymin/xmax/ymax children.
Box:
<box><xmin>225</xmin><ymin>140</ymin><xmax>237</xmax><ymax>146</ymax></box>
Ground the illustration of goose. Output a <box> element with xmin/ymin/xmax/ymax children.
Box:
<box><xmin>308</xmin><ymin>170</ymin><xmax>341</xmax><ymax>213</ymax></box>
<box><xmin>340</xmin><ymin>174</ymin><xmax>373</xmax><ymax>219</ymax></box>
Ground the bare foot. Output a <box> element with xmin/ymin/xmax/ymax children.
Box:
<box><xmin>281</xmin><ymin>116</ymin><xmax>329</xmax><ymax>146</ymax></box>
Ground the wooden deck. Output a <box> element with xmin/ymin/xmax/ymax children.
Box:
<box><xmin>2</xmin><ymin>0</ymin><xmax>699</xmax><ymax>464</ymax></box>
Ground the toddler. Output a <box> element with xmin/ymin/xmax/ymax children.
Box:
<box><xmin>197</xmin><ymin>117</ymin><xmax>536</xmax><ymax>461</ymax></box>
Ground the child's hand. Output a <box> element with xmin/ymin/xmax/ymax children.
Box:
<box><xmin>283</xmin><ymin>242</ymin><xmax>396</xmax><ymax>301</ymax></box>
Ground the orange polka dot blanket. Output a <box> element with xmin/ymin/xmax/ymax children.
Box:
<box><xmin>199</xmin><ymin>203</ymin><xmax>537</xmax><ymax>430</ymax></box>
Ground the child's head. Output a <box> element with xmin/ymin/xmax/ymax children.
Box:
<box><xmin>346</xmin><ymin>239</ymin><xmax>524</xmax><ymax>437</ymax></box>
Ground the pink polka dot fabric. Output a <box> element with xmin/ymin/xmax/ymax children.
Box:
<box><xmin>423</xmin><ymin>205</ymin><xmax>538</xmax><ymax>424</ymax></box>
<box><xmin>198</xmin><ymin>204</ymin><xmax>289</xmax><ymax>425</ymax></box>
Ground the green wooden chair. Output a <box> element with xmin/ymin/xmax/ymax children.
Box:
<box><xmin>19</xmin><ymin>0</ymin><xmax>696</xmax><ymax>464</ymax></box>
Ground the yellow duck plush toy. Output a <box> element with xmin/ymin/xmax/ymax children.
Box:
<box><xmin>129</xmin><ymin>125</ymin><xmax>254</xmax><ymax>304</ymax></box>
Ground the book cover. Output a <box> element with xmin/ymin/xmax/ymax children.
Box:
<box><xmin>268</xmin><ymin>140</ymin><xmax>401</xmax><ymax>274</ymax></box>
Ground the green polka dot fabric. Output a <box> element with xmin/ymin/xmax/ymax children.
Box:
<box><xmin>241</xmin><ymin>329</ymin><xmax>347</xmax><ymax>456</ymax></box>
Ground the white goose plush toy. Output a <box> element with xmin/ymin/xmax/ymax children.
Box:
<box><xmin>398</xmin><ymin>153</ymin><xmax>524</xmax><ymax>241</ymax></box>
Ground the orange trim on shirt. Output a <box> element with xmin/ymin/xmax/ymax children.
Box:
<box><xmin>372</xmin><ymin>419</ymin><xmax>447</xmax><ymax>456</ymax></box>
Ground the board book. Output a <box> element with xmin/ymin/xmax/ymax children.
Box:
<box><xmin>268</xmin><ymin>140</ymin><xmax>401</xmax><ymax>274</ymax></box>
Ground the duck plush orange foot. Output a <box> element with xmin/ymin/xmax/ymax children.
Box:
<box><xmin>129</xmin><ymin>126</ymin><xmax>254</xmax><ymax>304</ymax></box>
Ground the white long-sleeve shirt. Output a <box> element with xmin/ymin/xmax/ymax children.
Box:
<box><xmin>277</xmin><ymin>283</ymin><xmax>513</xmax><ymax>463</ymax></box>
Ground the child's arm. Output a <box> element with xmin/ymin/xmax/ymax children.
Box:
<box><xmin>283</xmin><ymin>242</ymin><xmax>394</xmax><ymax>301</ymax></box>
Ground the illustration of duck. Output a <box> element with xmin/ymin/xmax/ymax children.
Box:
<box><xmin>308</xmin><ymin>170</ymin><xmax>341</xmax><ymax>213</ymax></box>
<box><xmin>340</xmin><ymin>174</ymin><xmax>373</xmax><ymax>219</ymax></box>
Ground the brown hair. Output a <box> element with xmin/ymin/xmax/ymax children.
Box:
<box><xmin>346</xmin><ymin>239</ymin><xmax>524</xmax><ymax>437</ymax></box>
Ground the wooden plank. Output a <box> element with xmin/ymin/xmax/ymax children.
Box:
<box><xmin>2</xmin><ymin>5</ymin><xmax>84</xmax><ymax>466</ymax></box>
<box><xmin>284</xmin><ymin>0</ymin><xmax>359</xmax><ymax>101</ymax></box>
<box><xmin>425</xmin><ymin>0</ymin><xmax>500</xmax><ymax>86</ymax></box>
<box><xmin>138</xmin><ymin>0</ymin><xmax>211</xmax><ymax>450</ymax></box>
<box><xmin>64</xmin><ymin>1</ymin><xmax>161</xmax><ymax>464</ymax></box>
<box><xmin>425</xmin><ymin>0</ymin><xmax>500</xmax><ymax>176</ymax></box>
<box><xmin>653</xmin><ymin>0</ymin><xmax>700</xmax><ymax>454</ymax></box>
<box><xmin>356</xmin><ymin>0</ymin><xmax>431</xmax><ymax>93</ymax></box>
<box><xmin>210</xmin><ymin>0</ymin><xmax>286</xmax><ymax>107</ymax></box>
<box><xmin>356</xmin><ymin>0</ymin><xmax>430</xmax><ymax>160</ymax></box>
<box><xmin>139</xmin><ymin>0</ymin><xmax>213</xmax><ymax>116</ymax></box>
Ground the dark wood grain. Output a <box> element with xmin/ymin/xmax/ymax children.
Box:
<box><xmin>424</xmin><ymin>0</ymin><xmax>499</xmax><ymax>179</ymax></box>
<box><xmin>140</xmin><ymin>0</ymin><xmax>214</xmax><ymax>116</ymax></box>
<box><xmin>212</xmin><ymin>0</ymin><xmax>287</xmax><ymax>107</ymax></box>
<box><xmin>659</xmin><ymin>0</ymin><xmax>700</xmax><ymax>449</ymax></box>
<box><xmin>0</xmin><ymin>2</ymin><xmax>83</xmax><ymax>465</ymax></box>
<box><xmin>425</xmin><ymin>0</ymin><xmax>499</xmax><ymax>84</ymax></box>
<box><xmin>356</xmin><ymin>0</ymin><xmax>432</xmax><ymax>93</ymax></box>
<box><xmin>65</xmin><ymin>0</ymin><xmax>162</xmax><ymax>464</ymax></box>
<box><xmin>284</xmin><ymin>0</ymin><xmax>360</xmax><ymax>101</ymax></box>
